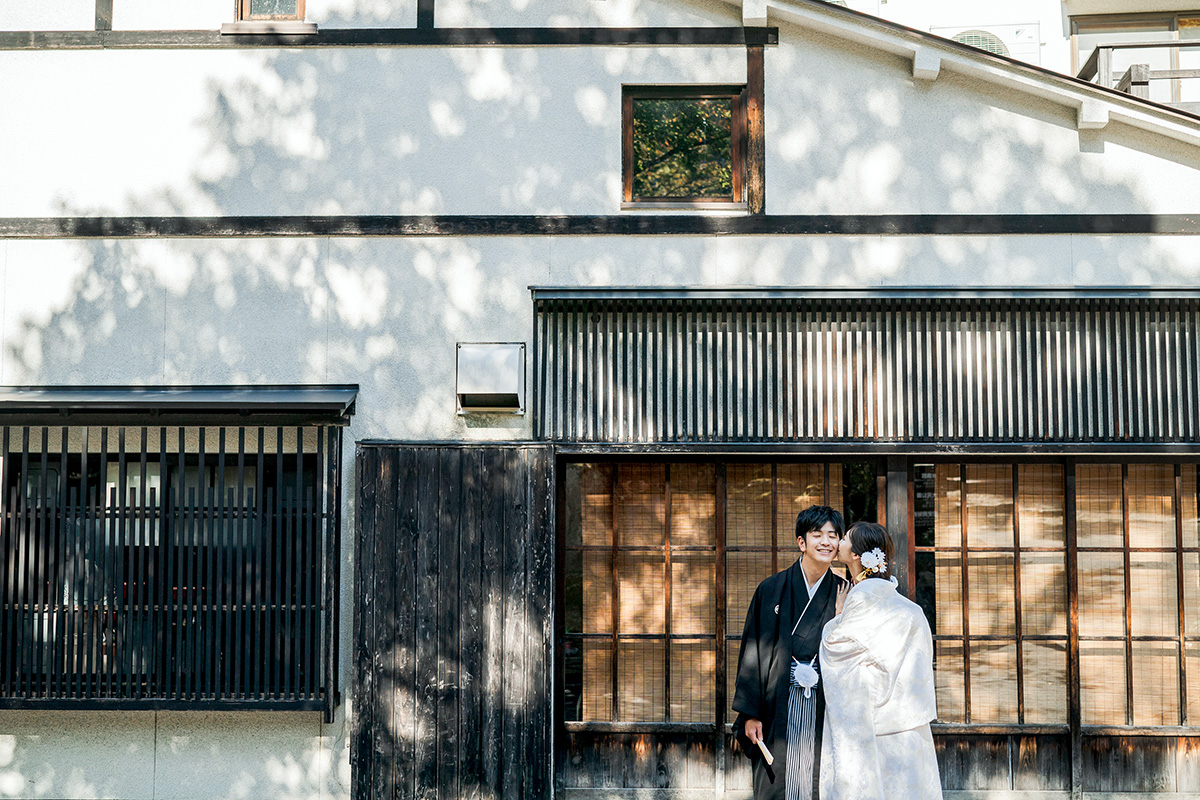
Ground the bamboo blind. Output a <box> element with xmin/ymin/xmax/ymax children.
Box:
<box><xmin>921</xmin><ymin>461</ymin><xmax>1200</xmax><ymax>728</ymax></box>
<box><xmin>1075</xmin><ymin>462</ymin><xmax>1195</xmax><ymax>726</ymax></box>
<box><xmin>923</xmin><ymin>463</ymin><xmax>1069</xmax><ymax>725</ymax></box>
<box><xmin>563</xmin><ymin>460</ymin><xmax>863</xmax><ymax>726</ymax></box>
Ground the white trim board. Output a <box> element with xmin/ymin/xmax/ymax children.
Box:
<box><xmin>740</xmin><ymin>0</ymin><xmax>1200</xmax><ymax>149</ymax></box>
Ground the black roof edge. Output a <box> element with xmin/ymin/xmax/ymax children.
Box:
<box><xmin>530</xmin><ymin>285</ymin><xmax>1200</xmax><ymax>301</ymax></box>
<box><xmin>0</xmin><ymin>384</ymin><xmax>360</xmax><ymax>424</ymax></box>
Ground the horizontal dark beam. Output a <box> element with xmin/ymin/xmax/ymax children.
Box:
<box><xmin>931</xmin><ymin>723</ymin><xmax>1070</xmax><ymax>735</ymax></box>
<box><xmin>0</xmin><ymin>697</ymin><xmax>329</xmax><ymax>712</ymax></box>
<box><xmin>0</xmin><ymin>26</ymin><xmax>777</xmax><ymax>50</ymax></box>
<box><xmin>530</xmin><ymin>285</ymin><xmax>1200</xmax><ymax>301</ymax></box>
<box><xmin>551</xmin><ymin>443</ymin><xmax>1200</xmax><ymax>456</ymax></box>
<box><xmin>2</xmin><ymin>213</ymin><xmax>1199</xmax><ymax>239</ymax></box>
<box><xmin>563</xmin><ymin>721</ymin><xmax>717</xmax><ymax>734</ymax></box>
<box><xmin>0</xmin><ymin>384</ymin><xmax>358</xmax><ymax>424</ymax></box>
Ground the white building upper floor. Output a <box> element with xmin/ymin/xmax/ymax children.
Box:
<box><xmin>832</xmin><ymin>0</ymin><xmax>1200</xmax><ymax>109</ymax></box>
<box><xmin>3</xmin><ymin>0</ymin><xmax>1200</xmax><ymax>221</ymax></box>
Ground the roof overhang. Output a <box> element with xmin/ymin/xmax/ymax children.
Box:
<box><xmin>742</xmin><ymin>0</ymin><xmax>1200</xmax><ymax>148</ymax></box>
<box><xmin>532</xmin><ymin>285</ymin><xmax>1200</xmax><ymax>301</ymax></box>
<box><xmin>0</xmin><ymin>385</ymin><xmax>359</xmax><ymax>426</ymax></box>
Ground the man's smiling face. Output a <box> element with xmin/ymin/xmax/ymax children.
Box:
<box><xmin>799</xmin><ymin>521</ymin><xmax>841</xmax><ymax>568</ymax></box>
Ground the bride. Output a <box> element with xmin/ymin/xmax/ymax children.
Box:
<box><xmin>818</xmin><ymin>521</ymin><xmax>942</xmax><ymax>800</ymax></box>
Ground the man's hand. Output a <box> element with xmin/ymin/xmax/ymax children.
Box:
<box><xmin>835</xmin><ymin>582</ymin><xmax>849</xmax><ymax>616</ymax></box>
<box><xmin>744</xmin><ymin>717</ymin><xmax>763</xmax><ymax>744</ymax></box>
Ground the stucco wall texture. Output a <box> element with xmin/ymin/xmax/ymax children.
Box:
<box><xmin>5</xmin><ymin>19</ymin><xmax>1200</xmax><ymax>217</ymax></box>
<box><xmin>2</xmin><ymin>0</ymin><xmax>1200</xmax><ymax>797</ymax></box>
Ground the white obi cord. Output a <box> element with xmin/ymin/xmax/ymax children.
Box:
<box><xmin>791</xmin><ymin>657</ymin><xmax>820</xmax><ymax>699</ymax></box>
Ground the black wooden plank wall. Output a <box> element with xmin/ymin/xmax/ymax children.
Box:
<box><xmin>353</xmin><ymin>444</ymin><xmax>554</xmax><ymax>800</ymax></box>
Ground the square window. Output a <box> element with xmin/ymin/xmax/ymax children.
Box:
<box><xmin>622</xmin><ymin>86</ymin><xmax>746</xmax><ymax>205</ymax></box>
<box><xmin>238</xmin><ymin>0</ymin><xmax>305</xmax><ymax>21</ymax></box>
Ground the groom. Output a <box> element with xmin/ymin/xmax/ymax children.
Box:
<box><xmin>733</xmin><ymin>505</ymin><xmax>849</xmax><ymax>800</ymax></box>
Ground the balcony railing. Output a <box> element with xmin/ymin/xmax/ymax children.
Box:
<box><xmin>1077</xmin><ymin>40</ymin><xmax>1200</xmax><ymax>114</ymax></box>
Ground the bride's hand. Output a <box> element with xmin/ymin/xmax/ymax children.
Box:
<box><xmin>835</xmin><ymin>582</ymin><xmax>849</xmax><ymax>615</ymax></box>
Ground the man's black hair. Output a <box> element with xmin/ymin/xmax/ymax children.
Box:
<box><xmin>794</xmin><ymin>504</ymin><xmax>845</xmax><ymax>541</ymax></box>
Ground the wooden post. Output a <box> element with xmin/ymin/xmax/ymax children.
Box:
<box><xmin>1097</xmin><ymin>46</ymin><xmax>1113</xmax><ymax>89</ymax></box>
<box><xmin>95</xmin><ymin>0</ymin><xmax>112</xmax><ymax>31</ymax></box>
<box><xmin>417</xmin><ymin>0</ymin><xmax>434</xmax><ymax>29</ymax></box>
<box><xmin>746</xmin><ymin>45</ymin><xmax>766</xmax><ymax>214</ymax></box>
<box><xmin>1065</xmin><ymin>460</ymin><xmax>1082</xmax><ymax>800</ymax></box>
<box><xmin>886</xmin><ymin>457</ymin><xmax>909</xmax><ymax>594</ymax></box>
<box><xmin>1116</xmin><ymin>64</ymin><xmax>1151</xmax><ymax>99</ymax></box>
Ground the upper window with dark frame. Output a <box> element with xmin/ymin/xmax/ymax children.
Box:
<box><xmin>237</xmin><ymin>0</ymin><xmax>306</xmax><ymax>22</ymax></box>
<box><xmin>622</xmin><ymin>86</ymin><xmax>746</xmax><ymax>206</ymax></box>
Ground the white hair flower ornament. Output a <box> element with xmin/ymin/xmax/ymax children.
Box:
<box><xmin>860</xmin><ymin>547</ymin><xmax>887</xmax><ymax>574</ymax></box>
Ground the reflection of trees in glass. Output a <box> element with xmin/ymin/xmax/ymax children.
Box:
<box><xmin>841</xmin><ymin>462</ymin><xmax>878</xmax><ymax>525</ymax></box>
<box><xmin>250</xmin><ymin>0</ymin><xmax>299</xmax><ymax>15</ymax></box>
<box><xmin>632</xmin><ymin>98</ymin><xmax>733</xmax><ymax>199</ymax></box>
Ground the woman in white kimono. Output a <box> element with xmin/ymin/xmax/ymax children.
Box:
<box><xmin>818</xmin><ymin>521</ymin><xmax>942</xmax><ymax>800</ymax></box>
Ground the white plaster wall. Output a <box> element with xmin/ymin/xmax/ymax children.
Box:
<box><xmin>764</xmin><ymin>20</ymin><xmax>1200</xmax><ymax>214</ymax></box>
<box><xmin>5</xmin><ymin>22</ymin><xmax>1200</xmax><ymax>217</ymax></box>
<box><xmin>3</xmin><ymin>233</ymin><xmax>1200</xmax><ymax>440</ymax></box>
<box><xmin>0</xmin><ymin>0</ymin><xmax>93</xmax><ymax>31</ymax></box>
<box><xmin>0</xmin><ymin>46</ymin><xmax>745</xmax><ymax>218</ymax></box>
<box><xmin>108</xmin><ymin>0</ymin><xmax>421</xmax><ymax>30</ymax></box>
<box><xmin>0</xmin><ymin>709</ymin><xmax>346</xmax><ymax>800</ymax></box>
<box><xmin>111</xmin><ymin>0</ymin><xmax>230</xmax><ymax>31</ymax></box>
<box><xmin>431</xmin><ymin>0</ymin><xmax>739</xmax><ymax>28</ymax></box>
<box><xmin>0</xmin><ymin>228</ymin><xmax>1199</xmax><ymax>798</ymax></box>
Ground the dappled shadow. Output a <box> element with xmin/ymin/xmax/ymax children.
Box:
<box><xmin>4</xmin><ymin>0</ymin><xmax>1200</xmax><ymax>797</ymax></box>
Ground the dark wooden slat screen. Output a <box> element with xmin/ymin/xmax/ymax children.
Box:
<box><xmin>352</xmin><ymin>444</ymin><xmax>553</xmax><ymax>800</ymax></box>
<box><xmin>534</xmin><ymin>298</ymin><xmax>1200</xmax><ymax>444</ymax></box>
<box><xmin>0</xmin><ymin>424</ymin><xmax>341</xmax><ymax>718</ymax></box>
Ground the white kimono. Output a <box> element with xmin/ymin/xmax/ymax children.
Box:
<box><xmin>818</xmin><ymin>578</ymin><xmax>942</xmax><ymax>800</ymax></box>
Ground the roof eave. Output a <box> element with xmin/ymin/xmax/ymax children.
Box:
<box><xmin>759</xmin><ymin>0</ymin><xmax>1200</xmax><ymax>148</ymax></box>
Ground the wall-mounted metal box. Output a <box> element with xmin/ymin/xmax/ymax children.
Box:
<box><xmin>456</xmin><ymin>342</ymin><xmax>525</xmax><ymax>414</ymax></box>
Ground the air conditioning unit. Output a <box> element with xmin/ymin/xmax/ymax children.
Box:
<box><xmin>932</xmin><ymin>22</ymin><xmax>1041</xmax><ymax>66</ymax></box>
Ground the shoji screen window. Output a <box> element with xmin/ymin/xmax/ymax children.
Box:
<box><xmin>913</xmin><ymin>463</ymin><xmax>1069</xmax><ymax>725</ymax></box>
<box><xmin>562</xmin><ymin>460</ymin><xmax>878</xmax><ymax>727</ymax></box>
<box><xmin>1076</xmin><ymin>463</ymin><xmax>1198</xmax><ymax>727</ymax></box>
<box><xmin>562</xmin><ymin>463</ymin><xmax>718</xmax><ymax>723</ymax></box>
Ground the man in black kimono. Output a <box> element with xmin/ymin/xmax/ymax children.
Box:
<box><xmin>733</xmin><ymin>505</ymin><xmax>849</xmax><ymax>800</ymax></box>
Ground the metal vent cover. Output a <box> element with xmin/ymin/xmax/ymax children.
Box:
<box><xmin>952</xmin><ymin>29</ymin><xmax>1010</xmax><ymax>57</ymax></box>
<box><xmin>532</xmin><ymin>294</ymin><xmax>1200</xmax><ymax>445</ymax></box>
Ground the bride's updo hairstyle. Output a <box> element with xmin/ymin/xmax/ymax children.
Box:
<box><xmin>847</xmin><ymin>521</ymin><xmax>894</xmax><ymax>580</ymax></box>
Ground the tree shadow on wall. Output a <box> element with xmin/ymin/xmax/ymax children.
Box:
<box><xmin>8</xmin><ymin>6</ymin><xmax>1200</xmax><ymax>798</ymax></box>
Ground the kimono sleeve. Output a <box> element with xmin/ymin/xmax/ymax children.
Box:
<box><xmin>731</xmin><ymin>584</ymin><xmax>765</xmax><ymax>753</ymax></box>
<box><xmin>819</xmin><ymin>599</ymin><xmax>887</xmax><ymax>800</ymax></box>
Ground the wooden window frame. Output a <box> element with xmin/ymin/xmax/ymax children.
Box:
<box><xmin>913</xmin><ymin>456</ymin><xmax>1200</xmax><ymax>736</ymax></box>
<box><xmin>237</xmin><ymin>0</ymin><xmax>306</xmax><ymax>22</ymax></box>
<box><xmin>913</xmin><ymin>461</ymin><xmax>1071</xmax><ymax>730</ymax></box>
<box><xmin>560</xmin><ymin>457</ymin><xmax>882</xmax><ymax>732</ymax></box>
<box><xmin>621</xmin><ymin>85</ymin><xmax>748</xmax><ymax>207</ymax></box>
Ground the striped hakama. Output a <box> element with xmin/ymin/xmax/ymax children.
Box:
<box><xmin>785</xmin><ymin>662</ymin><xmax>819</xmax><ymax>800</ymax></box>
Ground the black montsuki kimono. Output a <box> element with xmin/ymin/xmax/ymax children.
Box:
<box><xmin>732</xmin><ymin>559</ymin><xmax>848</xmax><ymax>800</ymax></box>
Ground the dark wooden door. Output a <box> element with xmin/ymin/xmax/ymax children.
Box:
<box><xmin>352</xmin><ymin>444</ymin><xmax>554</xmax><ymax>800</ymax></box>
